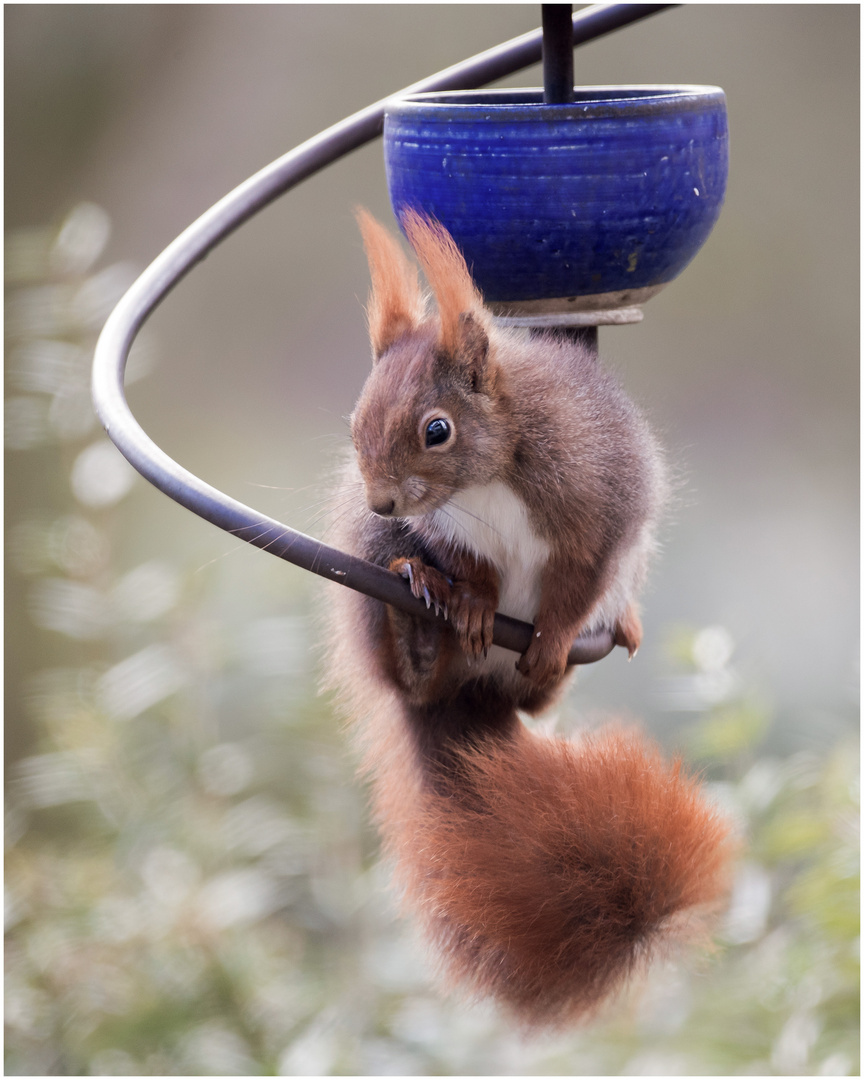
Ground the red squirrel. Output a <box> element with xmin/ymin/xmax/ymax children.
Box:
<box><xmin>323</xmin><ymin>209</ymin><xmax>734</xmax><ymax>1029</ymax></box>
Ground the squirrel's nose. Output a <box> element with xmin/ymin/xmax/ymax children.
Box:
<box><xmin>363</xmin><ymin>475</ymin><xmax>399</xmax><ymax>517</ymax></box>
<box><xmin>368</xmin><ymin>497</ymin><xmax>396</xmax><ymax>517</ymax></box>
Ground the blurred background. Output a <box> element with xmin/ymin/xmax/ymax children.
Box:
<box><xmin>5</xmin><ymin>4</ymin><xmax>858</xmax><ymax>1075</ymax></box>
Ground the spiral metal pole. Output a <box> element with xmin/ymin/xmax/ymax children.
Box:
<box><xmin>92</xmin><ymin>4</ymin><xmax>675</xmax><ymax>665</ymax></box>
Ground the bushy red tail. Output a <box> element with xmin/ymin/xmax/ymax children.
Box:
<box><xmin>375</xmin><ymin>722</ymin><xmax>735</xmax><ymax>1029</ymax></box>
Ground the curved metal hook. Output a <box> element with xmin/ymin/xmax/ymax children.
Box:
<box><xmin>91</xmin><ymin>4</ymin><xmax>673</xmax><ymax>667</ymax></box>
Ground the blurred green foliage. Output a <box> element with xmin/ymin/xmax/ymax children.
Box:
<box><xmin>5</xmin><ymin>209</ymin><xmax>859</xmax><ymax>1075</ymax></box>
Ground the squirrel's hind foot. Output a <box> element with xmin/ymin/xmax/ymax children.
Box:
<box><xmin>613</xmin><ymin>604</ymin><xmax>643</xmax><ymax>659</ymax></box>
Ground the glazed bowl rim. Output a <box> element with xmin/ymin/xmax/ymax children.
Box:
<box><xmin>388</xmin><ymin>85</ymin><xmax>726</xmax><ymax>117</ymax></box>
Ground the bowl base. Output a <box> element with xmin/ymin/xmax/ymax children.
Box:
<box><xmin>486</xmin><ymin>283</ymin><xmax>664</xmax><ymax>325</ymax></box>
<box><xmin>491</xmin><ymin>306</ymin><xmax>644</xmax><ymax>329</ymax></box>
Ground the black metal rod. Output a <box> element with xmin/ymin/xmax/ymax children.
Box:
<box><xmin>538</xmin><ymin>325</ymin><xmax>599</xmax><ymax>353</ymax></box>
<box><xmin>92</xmin><ymin>4</ymin><xmax>675</xmax><ymax>667</ymax></box>
<box><xmin>543</xmin><ymin>4</ymin><xmax>575</xmax><ymax>103</ymax></box>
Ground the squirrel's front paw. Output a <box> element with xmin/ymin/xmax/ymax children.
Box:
<box><xmin>390</xmin><ymin>557</ymin><xmax>496</xmax><ymax>661</ymax></box>
<box><xmin>390</xmin><ymin>557</ymin><xmax>453</xmax><ymax>618</ymax></box>
<box><xmin>447</xmin><ymin>582</ymin><xmax>496</xmax><ymax>661</ymax></box>
<box><xmin>516</xmin><ymin>631</ymin><xmax>570</xmax><ymax>688</ymax></box>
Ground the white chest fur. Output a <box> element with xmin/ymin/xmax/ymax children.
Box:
<box><xmin>424</xmin><ymin>481</ymin><xmax>551</xmax><ymax>623</ymax></box>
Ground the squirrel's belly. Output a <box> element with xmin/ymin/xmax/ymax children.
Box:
<box><xmin>427</xmin><ymin>481</ymin><xmax>550</xmax><ymax>623</ymax></box>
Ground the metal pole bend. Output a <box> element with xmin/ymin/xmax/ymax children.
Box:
<box><xmin>92</xmin><ymin>4</ymin><xmax>674</xmax><ymax>667</ymax></box>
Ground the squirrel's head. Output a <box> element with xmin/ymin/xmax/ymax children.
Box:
<box><xmin>350</xmin><ymin>209</ymin><xmax>512</xmax><ymax>520</ymax></box>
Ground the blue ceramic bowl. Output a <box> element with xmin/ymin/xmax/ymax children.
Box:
<box><xmin>384</xmin><ymin>87</ymin><xmax>728</xmax><ymax>318</ymax></box>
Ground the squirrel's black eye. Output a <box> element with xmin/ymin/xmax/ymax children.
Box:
<box><xmin>425</xmin><ymin>417</ymin><xmax>451</xmax><ymax>447</ymax></box>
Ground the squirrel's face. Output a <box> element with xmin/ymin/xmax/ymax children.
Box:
<box><xmin>352</xmin><ymin>209</ymin><xmax>516</xmax><ymax>518</ymax></box>
<box><xmin>350</xmin><ymin>323</ymin><xmax>509</xmax><ymax>520</ymax></box>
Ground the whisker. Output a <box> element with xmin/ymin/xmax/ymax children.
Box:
<box><xmin>445</xmin><ymin>499</ymin><xmax>503</xmax><ymax>538</ymax></box>
<box><xmin>306</xmin><ymin>500</ymin><xmax>362</xmax><ymax>536</ymax></box>
<box><xmin>190</xmin><ymin>517</ymin><xmax>292</xmax><ymax>574</ymax></box>
<box><xmin>301</xmin><ymin>490</ymin><xmax>362</xmax><ymax>517</ymax></box>
<box><xmin>193</xmin><ymin>540</ymin><xmax>260</xmax><ymax>575</ymax></box>
<box><xmin>190</xmin><ymin>481</ymin><xmax>369</xmax><ymax>575</ymax></box>
<box><xmin>226</xmin><ymin>516</ymin><xmax>284</xmax><ymax>539</ymax></box>
<box><xmin>258</xmin><ymin>526</ymin><xmax>296</xmax><ymax>555</ymax></box>
<box><xmin>305</xmin><ymin>489</ymin><xmax>369</xmax><ymax>537</ymax></box>
<box><xmin>307</xmin><ymin>428</ymin><xmax>350</xmax><ymax>439</ymax></box>
<box><xmin>242</xmin><ymin>480</ymin><xmax>319</xmax><ymax>493</ymax></box>
<box><xmin>234</xmin><ymin>523</ymin><xmax>290</xmax><ymax>553</ymax></box>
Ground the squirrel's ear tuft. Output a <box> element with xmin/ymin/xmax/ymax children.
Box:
<box><xmin>400</xmin><ymin>209</ymin><xmax>486</xmax><ymax>358</ymax></box>
<box><xmin>356</xmin><ymin>208</ymin><xmax>425</xmax><ymax>361</ymax></box>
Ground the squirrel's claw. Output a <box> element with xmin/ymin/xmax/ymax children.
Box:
<box><xmin>389</xmin><ymin>557</ymin><xmax>495</xmax><ymax>660</ymax></box>
<box><xmin>390</xmin><ymin>557</ymin><xmax>452</xmax><ymax>623</ymax></box>
<box><xmin>448</xmin><ymin>585</ymin><xmax>496</xmax><ymax>662</ymax></box>
<box><xmin>614</xmin><ymin>606</ymin><xmax>643</xmax><ymax>660</ymax></box>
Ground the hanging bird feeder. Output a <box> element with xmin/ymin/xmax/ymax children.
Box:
<box><xmin>91</xmin><ymin>3</ymin><xmax>728</xmax><ymax>666</ymax></box>
<box><xmin>384</xmin><ymin>85</ymin><xmax>727</xmax><ymax>326</ymax></box>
